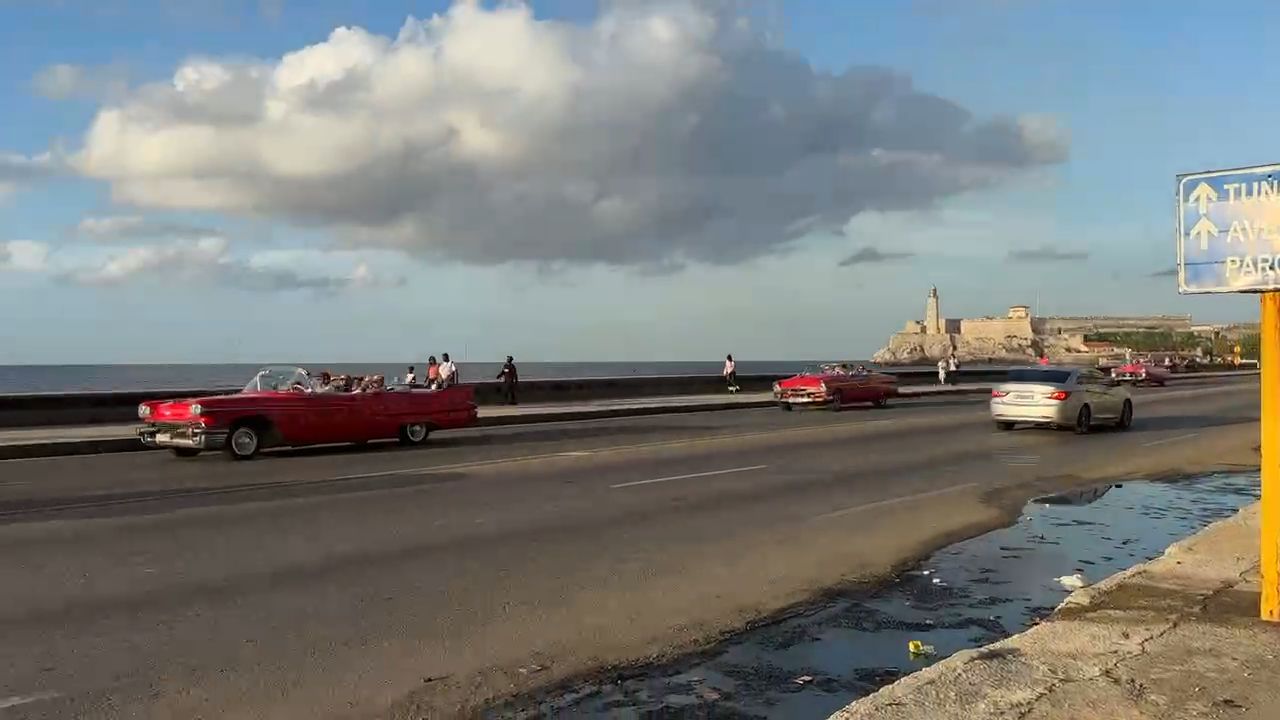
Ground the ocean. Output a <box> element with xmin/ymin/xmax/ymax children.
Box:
<box><xmin>0</xmin><ymin>361</ymin><xmax>911</xmax><ymax>394</ymax></box>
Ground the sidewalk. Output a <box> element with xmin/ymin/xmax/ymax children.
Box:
<box><xmin>830</xmin><ymin>502</ymin><xmax>1278</xmax><ymax>720</ymax></box>
<box><xmin>0</xmin><ymin>384</ymin><xmax>989</xmax><ymax>460</ymax></box>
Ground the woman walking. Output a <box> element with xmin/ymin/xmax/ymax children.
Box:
<box><xmin>723</xmin><ymin>354</ymin><xmax>739</xmax><ymax>394</ymax></box>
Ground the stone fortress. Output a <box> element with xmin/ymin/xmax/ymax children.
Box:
<box><xmin>872</xmin><ymin>286</ymin><xmax>1197</xmax><ymax>364</ymax></box>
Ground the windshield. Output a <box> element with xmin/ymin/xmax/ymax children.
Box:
<box><xmin>801</xmin><ymin>363</ymin><xmax>860</xmax><ymax>376</ymax></box>
<box><xmin>1007</xmin><ymin>369</ymin><xmax>1072</xmax><ymax>384</ymax></box>
<box><xmin>243</xmin><ymin>366</ymin><xmax>313</xmax><ymax>393</ymax></box>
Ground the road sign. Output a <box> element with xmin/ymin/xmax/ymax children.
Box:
<box><xmin>1178</xmin><ymin>164</ymin><xmax>1280</xmax><ymax>621</ymax></box>
<box><xmin>1177</xmin><ymin>163</ymin><xmax>1280</xmax><ymax>293</ymax></box>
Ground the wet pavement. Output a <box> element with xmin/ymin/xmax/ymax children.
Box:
<box><xmin>485</xmin><ymin>474</ymin><xmax>1260</xmax><ymax>720</ymax></box>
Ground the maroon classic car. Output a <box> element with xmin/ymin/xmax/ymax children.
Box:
<box><xmin>1110</xmin><ymin>360</ymin><xmax>1170</xmax><ymax>386</ymax></box>
<box><xmin>772</xmin><ymin>363</ymin><xmax>898</xmax><ymax>411</ymax></box>
<box><xmin>137</xmin><ymin>366</ymin><xmax>478</xmax><ymax>460</ymax></box>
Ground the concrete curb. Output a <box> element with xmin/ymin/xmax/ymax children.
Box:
<box><xmin>827</xmin><ymin>502</ymin><xmax>1262</xmax><ymax>720</ymax></box>
<box><xmin>0</xmin><ymin>386</ymin><xmax>996</xmax><ymax>461</ymax></box>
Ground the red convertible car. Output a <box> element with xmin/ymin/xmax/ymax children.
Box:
<box><xmin>1110</xmin><ymin>361</ymin><xmax>1170</xmax><ymax>386</ymax></box>
<box><xmin>137</xmin><ymin>366</ymin><xmax>478</xmax><ymax>459</ymax></box>
<box><xmin>773</xmin><ymin>363</ymin><xmax>898</xmax><ymax>411</ymax></box>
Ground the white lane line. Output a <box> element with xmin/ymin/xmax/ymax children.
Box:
<box><xmin>0</xmin><ymin>692</ymin><xmax>61</xmax><ymax>709</ymax></box>
<box><xmin>1142</xmin><ymin>432</ymin><xmax>1200</xmax><ymax>447</ymax></box>
<box><xmin>611</xmin><ymin>465</ymin><xmax>768</xmax><ymax>489</ymax></box>
<box><xmin>812</xmin><ymin>483</ymin><xmax>981</xmax><ymax>522</ymax></box>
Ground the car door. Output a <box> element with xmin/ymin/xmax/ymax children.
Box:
<box><xmin>1078</xmin><ymin>370</ymin><xmax>1118</xmax><ymax>419</ymax></box>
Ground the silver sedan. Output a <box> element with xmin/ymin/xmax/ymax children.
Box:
<box><xmin>990</xmin><ymin>367</ymin><xmax>1133</xmax><ymax>433</ymax></box>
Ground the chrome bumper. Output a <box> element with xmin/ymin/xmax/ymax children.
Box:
<box><xmin>990</xmin><ymin>402</ymin><xmax>1073</xmax><ymax>424</ymax></box>
<box><xmin>138</xmin><ymin>425</ymin><xmax>228</xmax><ymax>450</ymax></box>
<box><xmin>775</xmin><ymin>393</ymin><xmax>833</xmax><ymax>406</ymax></box>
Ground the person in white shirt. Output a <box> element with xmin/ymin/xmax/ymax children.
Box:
<box><xmin>937</xmin><ymin>357</ymin><xmax>948</xmax><ymax>385</ymax></box>
<box><xmin>439</xmin><ymin>353</ymin><xmax>457</xmax><ymax>387</ymax></box>
<box><xmin>723</xmin><ymin>354</ymin><xmax>738</xmax><ymax>393</ymax></box>
<box><xmin>404</xmin><ymin>366</ymin><xmax>418</xmax><ymax>385</ymax></box>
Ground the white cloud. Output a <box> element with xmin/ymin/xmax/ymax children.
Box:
<box><xmin>73</xmin><ymin>0</ymin><xmax>1067</xmax><ymax>267</ymax></box>
<box><xmin>75</xmin><ymin>214</ymin><xmax>218</xmax><ymax>242</ymax></box>
<box><xmin>0</xmin><ymin>240</ymin><xmax>51</xmax><ymax>272</ymax></box>
<box><xmin>0</xmin><ymin>152</ymin><xmax>62</xmax><ymax>191</ymax></box>
<box><xmin>33</xmin><ymin>62</ymin><xmax>131</xmax><ymax>101</ymax></box>
<box><xmin>62</xmin><ymin>236</ymin><xmax>402</xmax><ymax>292</ymax></box>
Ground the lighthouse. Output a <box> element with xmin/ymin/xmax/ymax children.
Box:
<box><xmin>925</xmin><ymin>285</ymin><xmax>942</xmax><ymax>335</ymax></box>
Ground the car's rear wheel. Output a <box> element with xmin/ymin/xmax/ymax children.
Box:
<box><xmin>1116</xmin><ymin>400</ymin><xmax>1133</xmax><ymax>431</ymax></box>
<box><xmin>996</xmin><ymin>421</ymin><xmax>1016</xmax><ymax>431</ymax></box>
<box><xmin>170</xmin><ymin>448</ymin><xmax>201</xmax><ymax>458</ymax></box>
<box><xmin>872</xmin><ymin>396</ymin><xmax>888</xmax><ymax>408</ymax></box>
<box><xmin>1074</xmin><ymin>405</ymin><xmax>1092</xmax><ymax>435</ymax></box>
<box><xmin>830</xmin><ymin>392</ymin><xmax>842</xmax><ymax>412</ymax></box>
<box><xmin>226</xmin><ymin>424</ymin><xmax>261</xmax><ymax>460</ymax></box>
<box><xmin>399</xmin><ymin>423</ymin><xmax>430</xmax><ymax>446</ymax></box>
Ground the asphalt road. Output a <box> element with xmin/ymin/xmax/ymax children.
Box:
<box><xmin>0</xmin><ymin>380</ymin><xmax>1261</xmax><ymax>719</ymax></box>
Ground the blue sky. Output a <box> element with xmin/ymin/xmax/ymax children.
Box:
<box><xmin>0</xmin><ymin>0</ymin><xmax>1275</xmax><ymax>364</ymax></box>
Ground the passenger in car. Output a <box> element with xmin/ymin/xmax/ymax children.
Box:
<box><xmin>426</xmin><ymin>356</ymin><xmax>441</xmax><ymax>389</ymax></box>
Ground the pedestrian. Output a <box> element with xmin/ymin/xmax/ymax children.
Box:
<box><xmin>947</xmin><ymin>354</ymin><xmax>958</xmax><ymax>385</ymax></box>
<box><xmin>439</xmin><ymin>353</ymin><xmax>457</xmax><ymax>387</ymax></box>
<box><xmin>497</xmin><ymin>355</ymin><xmax>519</xmax><ymax>405</ymax></box>
<box><xmin>426</xmin><ymin>356</ymin><xmax>440</xmax><ymax>389</ymax></box>
<box><xmin>936</xmin><ymin>357</ymin><xmax>948</xmax><ymax>385</ymax></box>
<box><xmin>723</xmin><ymin>354</ymin><xmax>739</xmax><ymax>394</ymax></box>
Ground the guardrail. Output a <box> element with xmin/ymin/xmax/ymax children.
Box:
<box><xmin>0</xmin><ymin>367</ymin><xmax>1257</xmax><ymax>429</ymax></box>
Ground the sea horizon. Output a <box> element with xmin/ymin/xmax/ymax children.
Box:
<box><xmin>0</xmin><ymin>360</ymin><xmax>936</xmax><ymax>394</ymax></box>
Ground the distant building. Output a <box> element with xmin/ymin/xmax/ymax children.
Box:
<box><xmin>874</xmin><ymin>286</ymin><xmax>1210</xmax><ymax>364</ymax></box>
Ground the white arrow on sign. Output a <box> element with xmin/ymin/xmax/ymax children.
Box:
<box><xmin>1188</xmin><ymin>181</ymin><xmax>1218</xmax><ymax>215</ymax></box>
<box><xmin>1190</xmin><ymin>215</ymin><xmax>1220</xmax><ymax>250</ymax></box>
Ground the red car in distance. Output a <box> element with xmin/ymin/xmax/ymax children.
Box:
<box><xmin>1110</xmin><ymin>360</ymin><xmax>1170</xmax><ymax>387</ymax></box>
<box><xmin>773</xmin><ymin>363</ymin><xmax>898</xmax><ymax>411</ymax></box>
<box><xmin>137</xmin><ymin>366</ymin><xmax>478</xmax><ymax>460</ymax></box>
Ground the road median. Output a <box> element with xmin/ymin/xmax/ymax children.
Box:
<box><xmin>0</xmin><ymin>385</ymin><xmax>992</xmax><ymax>461</ymax></box>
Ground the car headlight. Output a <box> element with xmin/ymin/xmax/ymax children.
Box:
<box><xmin>137</xmin><ymin>404</ymin><xmax>151</xmax><ymax>419</ymax></box>
<box><xmin>772</xmin><ymin>382</ymin><xmax>781</xmax><ymax>393</ymax></box>
<box><xmin>188</xmin><ymin>403</ymin><xmax>203</xmax><ymax>416</ymax></box>
<box><xmin>819</xmin><ymin>382</ymin><xmax>828</xmax><ymax>393</ymax></box>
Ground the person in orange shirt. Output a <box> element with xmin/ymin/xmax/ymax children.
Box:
<box><xmin>426</xmin><ymin>356</ymin><xmax>441</xmax><ymax>389</ymax></box>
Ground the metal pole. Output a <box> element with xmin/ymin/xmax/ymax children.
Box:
<box><xmin>1261</xmin><ymin>293</ymin><xmax>1280</xmax><ymax>620</ymax></box>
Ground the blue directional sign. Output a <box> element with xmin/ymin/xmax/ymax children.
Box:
<box><xmin>1178</xmin><ymin>163</ymin><xmax>1280</xmax><ymax>294</ymax></box>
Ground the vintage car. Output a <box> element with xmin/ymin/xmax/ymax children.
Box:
<box><xmin>1110</xmin><ymin>360</ymin><xmax>1170</xmax><ymax>386</ymax></box>
<box><xmin>772</xmin><ymin>363</ymin><xmax>898</xmax><ymax>410</ymax></box>
<box><xmin>137</xmin><ymin>366</ymin><xmax>478</xmax><ymax>460</ymax></box>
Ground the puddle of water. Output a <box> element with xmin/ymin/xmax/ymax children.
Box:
<box><xmin>488</xmin><ymin>474</ymin><xmax>1259</xmax><ymax>720</ymax></box>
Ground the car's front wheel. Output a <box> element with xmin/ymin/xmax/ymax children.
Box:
<box><xmin>1116</xmin><ymin>400</ymin><xmax>1133</xmax><ymax>431</ymax></box>
<box><xmin>996</xmin><ymin>421</ymin><xmax>1016</xmax><ymax>431</ymax></box>
<box><xmin>226</xmin><ymin>424</ymin><xmax>261</xmax><ymax>460</ymax></box>
<box><xmin>778</xmin><ymin>402</ymin><xmax>793</xmax><ymax>412</ymax></box>
<box><xmin>170</xmin><ymin>448</ymin><xmax>201</xmax><ymax>458</ymax></box>
<box><xmin>1074</xmin><ymin>405</ymin><xmax>1092</xmax><ymax>435</ymax></box>
<box><xmin>399</xmin><ymin>423</ymin><xmax>430</xmax><ymax>446</ymax></box>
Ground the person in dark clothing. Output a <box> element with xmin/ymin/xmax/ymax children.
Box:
<box><xmin>497</xmin><ymin>355</ymin><xmax>519</xmax><ymax>405</ymax></box>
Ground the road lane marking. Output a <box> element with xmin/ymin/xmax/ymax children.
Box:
<box><xmin>811</xmin><ymin>483</ymin><xmax>981</xmax><ymax>522</ymax></box>
<box><xmin>611</xmin><ymin>465</ymin><xmax>768</xmax><ymax>489</ymax></box>
<box><xmin>1141</xmin><ymin>433</ymin><xmax>1200</xmax><ymax>447</ymax></box>
<box><xmin>0</xmin><ymin>692</ymin><xmax>60</xmax><ymax>709</ymax></box>
<box><xmin>323</xmin><ymin>419</ymin><xmax>901</xmax><ymax>481</ymax></box>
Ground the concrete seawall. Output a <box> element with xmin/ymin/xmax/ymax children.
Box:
<box><xmin>0</xmin><ymin>368</ymin><xmax>1253</xmax><ymax>429</ymax></box>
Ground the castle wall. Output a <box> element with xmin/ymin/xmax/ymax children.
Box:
<box><xmin>959</xmin><ymin>317</ymin><xmax>1035</xmax><ymax>340</ymax></box>
<box><xmin>1039</xmin><ymin>315</ymin><xmax>1193</xmax><ymax>334</ymax></box>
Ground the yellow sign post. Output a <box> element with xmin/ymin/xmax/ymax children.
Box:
<box><xmin>1262</xmin><ymin>295</ymin><xmax>1280</xmax><ymax>620</ymax></box>
<box><xmin>1176</xmin><ymin>164</ymin><xmax>1280</xmax><ymax>620</ymax></box>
